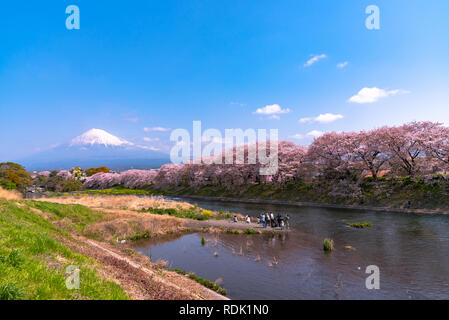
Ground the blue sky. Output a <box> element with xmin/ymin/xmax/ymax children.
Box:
<box><xmin>1</xmin><ymin>0</ymin><xmax>449</xmax><ymax>161</ymax></box>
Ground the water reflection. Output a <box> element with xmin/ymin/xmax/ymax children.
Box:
<box><xmin>134</xmin><ymin>199</ymin><xmax>449</xmax><ymax>300</ymax></box>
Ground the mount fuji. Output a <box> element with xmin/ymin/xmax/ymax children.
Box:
<box><xmin>18</xmin><ymin>129</ymin><xmax>170</xmax><ymax>171</ymax></box>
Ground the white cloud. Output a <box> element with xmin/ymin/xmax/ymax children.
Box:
<box><xmin>307</xmin><ymin>130</ymin><xmax>324</xmax><ymax>138</ymax></box>
<box><xmin>337</xmin><ymin>61</ymin><xmax>348</xmax><ymax>68</ymax></box>
<box><xmin>254</xmin><ymin>104</ymin><xmax>291</xmax><ymax>117</ymax></box>
<box><xmin>143</xmin><ymin>137</ymin><xmax>160</xmax><ymax>142</ymax></box>
<box><xmin>348</xmin><ymin>87</ymin><xmax>410</xmax><ymax>104</ymax></box>
<box><xmin>289</xmin><ymin>131</ymin><xmax>325</xmax><ymax>140</ymax></box>
<box><xmin>143</xmin><ymin>127</ymin><xmax>171</xmax><ymax>132</ymax></box>
<box><xmin>137</xmin><ymin>145</ymin><xmax>160</xmax><ymax>151</ymax></box>
<box><xmin>289</xmin><ymin>134</ymin><xmax>305</xmax><ymax>140</ymax></box>
<box><xmin>304</xmin><ymin>54</ymin><xmax>327</xmax><ymax>67</ymax></box>
<box><xmin>299</xmin><ymin>113</ymin><xmax>343</xmax><ymax>124</ymax></box>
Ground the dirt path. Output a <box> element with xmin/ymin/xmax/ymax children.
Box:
<box><xmin>29</xmin><ymin>195</ymin><xmax>287</xmax><ymax>299</ymax></box>
<box><xmin>84</xmin><ymin>238</ymin><xmax>228</xmax><ymax>300</ymax></box>
<box><xmin>29</xmin><ymin>205</ymin><xmax>229</xmax><ymax>300</ymax></box>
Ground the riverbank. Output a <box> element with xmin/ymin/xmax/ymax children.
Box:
<box><xmin>136</xmin><ymin>175</ymin><xmax>449</xmax><ymax>214</ymax></box>
<box><xmin>184</xmin><ymin>217</ymin><xmax>289</xmax><ymax>234</ymax></box>
<box><xmin>54</xmin><ymin>186</ymin><xmax>449</xmax><ymax>215</ymax></box>
<box><xmin>59</xmin><ymin>173</ymin><xmax>449</xmax><ymax>215</ymax></box>
<box><xmin>173</xmin><ymin>194</ymin><xmax>449</xmax><ymax>215</ymax></box>
<box><xmin>0</xmin><ymin>191</ymin><xmax>230</xmax><ymax>300</ymax></box>
<box><xmin>0</xmin><ymin>192</ymin><xmax>293</xmax><ymax>299</ymax></box>
<box><xmin>132</xmin><ymin>198</ymin><xmax>449</xmax><ymax>300</ymax></box>
<box><xmin>38</xmin><ymin>194</ymin><xmax>289</xmax><ymax>234</ymax></box>
<box><xmin>69</xmin><ymin>188</ymin><xmax>449</xmax><ymax>215</ymax></box>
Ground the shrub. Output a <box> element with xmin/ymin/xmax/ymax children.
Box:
<box><xmin>201</xmin><ymin>237</ymin><xmax>206</xmax><ymax>246</ymax></box>
<box><xmin>40</xmin><ymin>175</ymin><xmax>83</xmax><ymax>193</ymax></box>
<box><xmin>0</xmin><ymin>162</ymin><xmax>31</xmax><ymax>192</ymax></box>
<box><xmin>170</xmin><ymin>268</ymin><xmax>226</xmax><ymax>296</ymax></box>
<box><xmin>5</xmin><ymin>250</ymin><xmax>25</xmax><ymax>268</ymax></box>
<box><xmin>346</xmin><ymin>222</ymin><xmax>372</xmax><ymax>229</ymax></box>
<box><xmin>0</xmin><ymin>282</ymin><xmax>23</xmax><ymax>300</ymax></box>
<box><xmin>85</xmin><ymin>167</ymin><xmax>110</xmax><ymax>177</ymax></box>
<box><xmin>244</xmin><ymin>228</ymin><xmax>258</xmax><ymax>235</ymax></box>
<box><xmin>143</xmin><ymin>207</ymin><xmax>210</xmax><ymax>221</ymax></box>
<box><xmin>70</xmin><ymin>167</ymin><xmax>84</xmax><ymax>179</ymax></box>
<box><xmin>323</xmin><ymin>239</ymin><xmax>334</xmax><ymax>252</ymax></box>
<box><xmin>126</xmin><ymin>232</ymin><xmax>151</xmax><ymax>241</ymax></box>
<box><xmin>0</xmin><ymin>179</ymin><xmax>16</xmax><ymax>190</ymax></box>
<box><xmin>202</xmin><ymin>210</ymin><xmax>212</xmax><ymax>218</ymax></box>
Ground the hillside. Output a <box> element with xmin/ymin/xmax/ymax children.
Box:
<box><xmin>0</xmin><ymin>190</ymin><xmax>228</xmax><ymax>300</ymax></box>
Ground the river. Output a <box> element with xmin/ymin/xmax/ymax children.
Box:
<box><xmin>133</xmin><ymin>198</ymin><xmax>449</xmax><ymax>300</ymax></box>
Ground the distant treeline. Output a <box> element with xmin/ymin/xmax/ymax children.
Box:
<box><xmin>6</xmin><ymin>122</ymin><xmax>449</xmax><ymax>200</ymax></box>
<box><xmin>82</xmin><ymin>121</ymin><xmax>449</xmax><ymax>191</ymax></box>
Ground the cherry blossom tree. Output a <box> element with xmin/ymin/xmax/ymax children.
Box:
<box><xmin>380</xmin><ymin>122</ymin><xmax>441</xmax><ymax>177</ymax></box>
<box><xmin>38</xmin><ymin>171</ymin><xmax>51</xmax><ymax>177</ymax></box>
<box><xmin>307</xmin><ymin>132</ymin><xmax>352</xmax><ymax>178</ymax></box>
<box><xmin>80</xmin><ymin>121</ymin><xmax>448</xmax><ymax>190</ymax></box>
<box><xmin>423</xmin><ymin>125</ymin><xmax>449</xmax><ymax>170</ymax></box>
<box><xmin>83</xmin><ymin>172</ymin><xmax>121</xmax><ymax>189</ymax></box>
<box><xmin>343</xmin><ymin>129</ymin><xmax>389</xmax><ymax>180</ymax></box>
<box><xmin>271</xmin><ymin>142</ymin><xmax>308</xmax><ymax>183</ymax></box>
<box><xmin>120</xmin><ymin>170</ymin><xmax>158</xmax><ymax>188</ymax></box>
<box><xmin>56</xmin><ymin>170</ymin><xmax>73</xmax><ymax>179</ymax></box>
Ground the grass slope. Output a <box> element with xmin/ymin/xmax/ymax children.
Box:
<box><xmin>0</xmin><ymin>199</ymin><xmax>128</xmax><ymax>300</ymax></box>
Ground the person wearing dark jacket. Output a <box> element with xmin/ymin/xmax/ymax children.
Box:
<box><xmin>277</xmin><ymin>214</ymin><xmax>282</xmax><ymax>228</ymax></box>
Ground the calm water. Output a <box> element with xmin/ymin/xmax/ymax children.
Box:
<box><xmin>134</xmin><ymin>199</ymin><xmax>449</xmax><ymax>300</ymax></box>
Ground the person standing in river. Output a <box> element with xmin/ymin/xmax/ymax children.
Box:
<box><xmin>280</xmin><ymin>220</ymin><xmax>285</xmax><ymax>230</ymax></box>
<box><xmin>277</xmin><ymin>214</ymin><xmax>282</xmax><ymax>229</ymax></box>
<box><xmin>270</xmin><ymin>212</ymin><xmax>276</xmax><ymax>228</ymax></box>
<box><xmin>261</xmin><ymin>213</ymin><xmax>266</xmax><ymax>228</ymax></box>
<box><xmin>285</xmin><ymin>214</ymin><xmax>290</xmax><ymax>229</ymax></box>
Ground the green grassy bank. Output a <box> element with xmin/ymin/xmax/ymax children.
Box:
<box><xmin>0</xmin><ymin>199</ymin><xmax>128</xmax><ymax>300</ymax></box>
<box><xmin>140</xmin><ymin>175</ymin><xmax>449</xmax><ymax>211</ymax></box>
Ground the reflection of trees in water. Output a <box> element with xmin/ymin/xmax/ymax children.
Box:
<box><xmin>135</xmin><ymin>202</ymin><xmax>449</xmax><ymax>299</ymax></box>
<box><xmin>334</xmin><ymin>273</ymin><xmax>344</xmax><ymax>300</ymax></box>
<box><xmin>200</xmin><ymin>232</ymin><xmax>298</xmax><ymax>267</ymax></box>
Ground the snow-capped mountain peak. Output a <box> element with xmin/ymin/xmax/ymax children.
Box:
<box><xmin>70</xmin><ymin>129</ymin><xmax>133</xmax><ymax>147</ymax></box>
<box><xmin>19</xmin><ymin>128</ymin><xmax>169</xmax><ymax>170</ymax></box>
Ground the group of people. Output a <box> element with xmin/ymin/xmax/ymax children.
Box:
<box><xmin>258</xmin><ymin>212</ymin><xmax>289</xmax><ymax>230</ymax></box>
<box><xmin>232</xmin><ymin>212</ymin><xmax>290</xmax><ymax>231</ymax></box>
